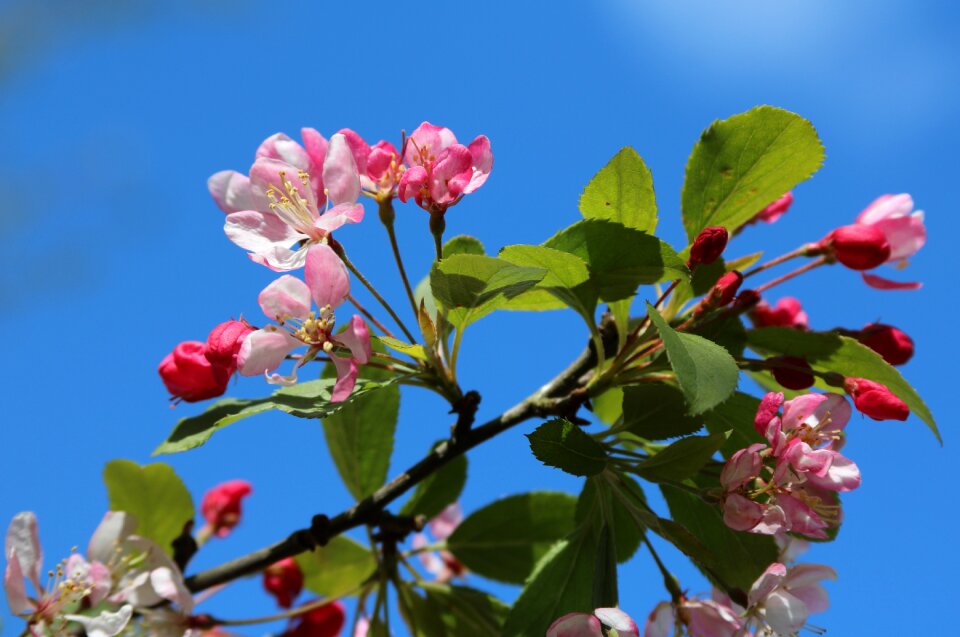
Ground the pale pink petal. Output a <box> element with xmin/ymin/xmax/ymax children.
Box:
<box><xmin>65</xmin><ymin>605</ymin><xmax>133</xmax><ymax>637</ymax></box>
<box><xmin>405</xmin><ymin>122</ymin><xmax>457</xmax><ymax>166</ymax></box>
<box><xmin>856</xmin><ymin>193</ymin><xmax>913</xmax><ymax>225</ymax></box>
<box><xmin>354</xmin><ymin>617</ymin><xmax>370</xmax><ymax>637</ymax></box>
<box><xmin>428</xmin><ymin>503</ymin><xmax>463</xmax><ymax>541</ymax></box>
<box><xmin>811</xmin><ymin>393</ymin><xmax>852</xmax><ymax>442</ymax></box>
<box><xmin>784</xmin><ymin>440</ymin><xmax>833</xmax><ymax>476</ymax></box>
<box><xmin>778</xmin><ymin>494</ymin><xmax>828</xmax><ymax>539</ymax></box>
<box><xmin>249</xmin><ymin>158</ymin><xmax>316</xmax><ymax>220</ymax></box>
<box><xmin>428</xmin><ymin>144</ymin><xmax>473</xmax><ymax>205</ymax></box>
<box><xmin>248</xmin><ymin>245</ymin><xmax>310</xmax><ymax>272</ymax></box>
<box><xmin>463</xmin><ymin>135</ymin><xmax>493</xmax><ymax>194</ymax></box>
<box><xmin>595</xmin><ymin>608</ymin><xmax>639</xmax><ymax>637</ymax></box>
<box><xmin>150</xmin><ymin>567</ymin><xmax>193</xmax><ymax>612</ymax></box>
<box><xmin>4</xmin><ymin>551</ymin><xmax>33</xmax><ymax>614</ymax></box>
<box><xmin>86</xmin><ymin>561</ymin><xmax>112</xmax><ymax>606</ymax></box>
<box><xmin>333</xmin><ymin>315</ymin><xmax>371</xmax><ymax>365</ymax></box>
<box><xmin>412</xmin><ymin>533</ymin><xmax>447</xmax><ymax>579</ymax></box>
<box><xmin>237</xmin><ymin>327</ymin><xmax>300</xmax><ymax>376</ymax></box>
<box><xmin>547</xmin><ymin>612</ymin><xmax>603</xmax><ymax>637</ymax></box>
<box><xmin>861</xmin><ymin>272</ymin><xmax>922</xmax><ymax>290</ymax></box>
<box><xmin>336</xmin><ymin>128</ymin><xmax>372</xmax><ymax>176</ymax></box>
<box><xmin>304</xmin><ymin>243</ymin><xmax>350</xmax><ymax>310</ymax></box>
<box><xmin>5</xmin><ymin>513</ymin><xmax>42</xmax><ymax>589</ymax></box>
<box><xmin>784</xmin><ymin>563</ymin><xmax>837</xmax><ymax>589</ymax></box>
<box><xmin>781</xmin><ymin>394</ymin><xmax>827</xmax><ymax>431</ymax></box>
<box><xmin>720</xmin><ymin>445</ymin><xmax>763</xmax><ymax>490</ymax></box>
<box><xmin>762</xmin><ymin>590</ymin><xmax>807</xmax><ymax>635</ymax></box>
<box><xmin>723</xmin><ymin>494</ymin><xmax>764</xmax><ymax>532</ymax></box>
<box><xmin>323</xmin><ymin>133</ymin><xmax>361</xmax><ymax>205</ymax></box>
<box><xmin>774</xmin><ymin>535</ymin><xmax>810</xmax><ymax>563</ymax></box>
<box><xmin>872</xmin><ymin>212</ymin><xmax>926</xmax><ymax>261</ymax></box>
<box><xmin>806</xmin><ymin>453</ymin><xmax>861</xmax><ymax>492</ymax></box>
<box><xmin>256</xmin><ymin>133</ymin><xmax>311</xmax><ymax>171</ymax></box>
<box><xmin>397</xmin><ymin>165</ymin><xmax>427</xmax><ymax>203</ymax></box>
<box><xmin>789</xmin><ymin>583</ymin><xmax>830</xmax><ymax>615</ymax></box>
<box><xmin>301</xmin><ymin>128</ymin><xmax>329</xmax><ymax>174</ymax></box>
<box><xmin>331</xmin><ymin>356</ymin><xmax>360</xmax><ymax>402</ymax></box>
<box><xmin>259</xmin><ymin>275</ymin><xmax>312</xmax><ymax>322</ymax></box>
<box><xmin>368</xmin><ymin>141</ymin><xmax>400</xmax><ymax>181</ymax></box>
<box><xmin>683</xmin><ymin>600</ymin><xmax>742</xmax><ymax>637</ymax></box>
<box><xmin>88</xmin><ymin>512</ymin><xmax>136</xmax><ymax>564</ymax></box>
<box><xmin>224</xmin><ymin>210</ymin><xmax>303</xmax><ymax>260</ymax></box>
<box><xmin>643</xmin><ymin>602</ymin><xmax>674</xmax><ymax>637</ymax></box>
<box><xmin>748</xmin><ymin>562</ymin><xmax>787</xmax><ymax>608</ymax></box>
<box><xmin>208</xmin><ymin>170</ymin><xmax>258</xmax><ymax>214</ymax></box>
<box><xmin>313</xmin><ymin>203</ymin><xmax>365</xmax><ymax>237</ymax></box>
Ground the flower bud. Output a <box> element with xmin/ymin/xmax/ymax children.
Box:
<box><xmin>769</xmin><ymin>356</ymin><xmax>815</xmax><ymax>390</ymax></box>
<box><xmin>688</xmin><ymin>226</ymin><xmax>729</xmax><ymax>267</ymax></box>
<box><xmin>263</xmin><ymin>558</ymin><xmax>303</xmax><ymax>609</ymax></box>
<box><xmin>205</xmin><ymin>320</ymin><xmax>254</xmax><ymax>371</ymax></box>
<box><xmin>843</xmin><ymin>377</ymin><xmax>909</xmax><ymax>421</ymax></box>
<box><xmin>857</xmin><ymin>323</ymin><xmax>914</xmax><ymax>366</ymax></box>
<box><xmin>750</xmin><ymin>297</ymin><xmax>808</xmax><ymax>329</ymax></box>
<box><xmin>281</xmin><ymin>601</ymin><xmax>345</xmax><ymax>637</ymax></box>
<box><xmin>733</xmin><ymin>289</ymin><xmax>761</xmax><ymax>312</ymax></box>
<box><xmin>158</xmin><ymin>341</ymin><xmax>231</xmax><ymax>403</ymax></box>
<box><xmin>201</xmin><ymin>480</ymin><xmax>253</xmax><ymax>538</ymax></box>
<box><xmin>755</xmin><ymin>191</ymin><xmax>794</xmax><ymax>223</ymax></box>
<box><xmin>823</xmin><ymin>225</ymin><xmax>891</xmax><ymax>270</ymax></box>
<box><xmin>707</xmin><ymin>271</ymin><xmax>743</xmax><ymax>308</ymax></box>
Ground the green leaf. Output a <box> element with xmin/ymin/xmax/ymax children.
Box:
<box><xmin>501</xmin><ymin>526</ymin><xmax>600</xmax><ymax>637</ymax></box>
<box><xmin>376</xmin><ymin>336</ymin><xmax>428</xmax><ymax>361</ymax></box>
<box><xmin>443</xmin><ymin>234</ymin><xmax>486</xmax><ymax>258</ymax></box>
<box><xmin>646</xmin><ymin>303</ymin><xmax>739</xmax><ymax>414</ymax></box>
<box><xmin>576</xmin><ymin>477</ymin><xmax>644</xmax><ymax>564</ymax></box>
<box><xmin>691</xmin><ymin>313</ymin><xmax>748</xmax><ymax>358</ymax></box>
<box><xmin>446</xmin><ymin>492</ymin><xmax>578</xmax><ymax>584</ymax></box>
<box><xmin>430</xmin><ymin>254</ymin><xmax>547</xmax><ymax>329</ymax></box>
<box><xmin>545</xmin><ymin>220</ymin><xmax>688</xmax><ymax>302</ymax></box>
<box><xmin>592</xmin><ymin>523</ymin><xmax>619</xmax><ymax>608</ymax></box>
<box><xmin>579</xmin><ymin>147</ymin><xmax>657</xmax><ymax>233</ymax></box>
<box><xmin>419</xmin><ymin>583</ymin><xmax>509</xmax><ymax>637</ymax></box>
<box><xmin>634</xmin><ymin>433</ymin><xmax>727</xmax><ymax>483</ymax></box>
<box><xmin>703</xmin><ymin>392</ymin><xmax>765</xmax><ymax>458</ymax></box>
<box><xmin>681</xmin><ymin>106</ymin><xmax>824</xmax><ymax>240</ymax></box>
<box><xmin>661</xmin><ymin>484</ymin><xmax>778</xmax><ymax>593</ymax></box>
<box><xmin>154</xmin><ymin>376</ymin><xmax>401</xmax><ymax>455</ymax></box>
<box><xmin>592</xmin><ymin>387</ymin><xmax>624</xmax><ymax>426</ymax></box>
<box><xmin>296</xmin><ymin>535</ymin><xmax>376</xmax><ymax>598</ymax></box>
<box><xmin>527</xmin><ymin>418</ymin><xmax>608</xmax><ymax>477</ymax></box>
<box><xmin>102</xmin><ymin>460</ymin><xmax>194</xmax><ymax>555</ymax></box>
<box><xmin>398</xmin><ymin>584</ymin><xmax>448</xmax><ymax>637</ymax></box>
<box><xmin>322</xmin><ymin>379</ymin><xmax>399</xmax><ymax>501</ymax></box>
<box><xmin>621</xmin><ymin>384</ymin><xmax>704</xmax><ymax>440</ymax></box>
<box><xmin>498</xmin><ymin>245</ymin><xmax>598</xmax><ymax>325</ymax></box>
<box><xmin>400</xmin><ymin>446</ymin><xmax>467</xmax><ymax>520</ymax></box>
<box><xmin>747</xmin><ymin>327</ymin><xmax>939</xmax><ymax>442</ymax></box>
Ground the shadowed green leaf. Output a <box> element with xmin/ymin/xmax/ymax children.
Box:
<box><xmin>527</xmin><ymin>418</ymin><xmax>608</xmax><ymax>477</ymax></box>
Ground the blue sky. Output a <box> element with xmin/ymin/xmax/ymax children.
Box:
<box><xmin>1</xmin><ymin>0</ymin><xmax>957</xmax><ymax>634</ymax></box>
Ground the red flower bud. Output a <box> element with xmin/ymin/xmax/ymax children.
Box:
<box><xmin>201</xmin><ymin>480</ymin><xmax>253</xmax><ymax>538</ymax></box>
<box><xmin>749</xmin><ymin>297</ymin><xmax>808</xmax><ymax>330</ymax></box>
<box><xmin>158</xmin><ymin>341</ymin><xmax>231</xmax><ymax>403</ymax></box>
<box><xmin>281</xmin><ymin>601</ymin><xmax>346</xmax><ymax>637</ymax></box>
<box><xmin>708</xmin><ymin>271</ymin><xmax>743</xmax><ymax>307</ymax></box>
<box><xmin>858</xmin><ymin>323</ymin><xmax>914</xmax><ymax>366</ymax></box>
<box><xmin>264</xmin><ymin>558</ymin><xmax>304</xmax><ymax>609</ymax></box>
<box><xmin>823</xmin><ymin>225</ymin><xmax>891</xmax><ymax>270</ymax></box>
<box><xmin>843</xmin><ymin>377</ymin><xmax>910</xmax><ymax>421</ymax></box>
<box><xmin>205</xmin><ymin>320</ymin><xmax>254</xmax><ymax>371</ymax></box>
<box><xmin>769</xmin><ymin>356</ymin><xmax>815</xmax><ymax>390</ymax></box>
<box><xmin>755</xmin><ymin>191</ymin><xmax>793</xmax><ymax>223</ymax></box>
<box><xmin>733</xmin><ymin>289</ymin><xmax>761</xmax><ymax>312</ymax></box>
<box><xmin>688</xmin><ymin>226</ymin><xmax>729</xmax><ymax>267</ymax></box>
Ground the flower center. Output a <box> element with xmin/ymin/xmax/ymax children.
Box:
<box><xmin>265</xmin><ymin>170</ymin><xmax>319</xmax><ymax>236</ymax></box>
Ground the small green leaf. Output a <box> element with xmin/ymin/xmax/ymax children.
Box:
<box><xmin>646</xmin><ymin>303</ymin><xmax>739</xmax><ymax>414</ymax></box>
<box><xmin>634</xmin><ymin>433</ymin><xmax>727</xmax><ymax>483</ymax></box>
<box><xmin>576</xmin><ymin>477</ymin><xmax>645</xmax><ymax>564</ymax></box>
<box><xmin>747</xmin><ymin>327</ymin><xmax>939</xmax><ymax>442</ymax></box>
<box><xmin>527</xmin><ymin>418</ymin><xmax>608</xmax><ymax>477</ymax></box>
<box><xmin>545</xmin><ymin>220</ymin><xmax>688</xmax><ymax>302</ymax></box>
<box><xmin>498</xmin><ymin>245</ymin><xmax>598</xmax><ymax>325</ymax></box>
<box><xmin>443</xmin><ymin>234</ymin><xmax>486</xmax><ymax>258</ymax></box>
<box><xmin>419</xmin><ymin>583</ymin><xmax>509</xmax><ymax>636</ymax></box>
<box><xmin>154</xmin><ymin>376</ymin><xmax>402</xmax><ymax>455</ymax></box>
<box><xmin>322</xmin><ymin>378</ymin><xmax>399</xmax><ymax>501</ymax></box>
<box><xmin>102</xmin><ymin>460</ymin><xmax>194</xmax><ymax>555</ymax></box>
<box><xmin>592</xmin><ymin>387</ymin><xmax>624</xmax><ymax>426</ymax></box>
<box><xmin>621</xmin><ymin>384</ymin><xmax>704</xmax><ymax>440</ymax></box>
<box><xmin>376</xmin><ymin>336</ymin><xmax>428</xmax><ymax>361</ymax></box>
<box><xmin>681</xmin><ymin>106</ymin><xmax>824</xmax><ymax>240</ymax></box>
<box><xmin>430</xmin><ymin>254</ymin><xmax>547</xmax><ymax>329</ymax></box>
<box><xmin>296</xmin><ymin>535</ymin><xmax>376</xmax><ymax>598</ymax></box>
<box><xmin>661</xmin><ymin>484</ymin><xmax>778</xmax><ymax>593</ymax></box>
<box><xmin>579</xmin><ymin>147</ymin><xmax>657</xmax><ymax>233</ymax></box>
<box><xmin>400</xmin><ymin>446</ymin><xmax>467</xmax><ymax>520</ymax></box>
<box><xmin>446</xmin><ymin>492</ymin><xmax>578</xmax><ymax>584</ymax></box>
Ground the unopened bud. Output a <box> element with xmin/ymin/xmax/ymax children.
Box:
<box><xmin>843</xmin><ymin>377</ymin><xmax>909</xmax><ymax>421</ymax></box>
<box><xmin>700</xmin><ymin>271</ymin><xmax>743</xmax><ymax>313</ymax></box>
<box><xmin>733</xmin><ymin>289</ymin><xmax>761</xmax><ymax>312</ymax></box>
<box><xmin>158</xmin><ymin>341</ymin><xmax>231</xmax><ymax>403</ymax></box>
<box><xmin>857</xmin><ymin>323</ymin><xmax>914</xmax><ymax>366</ymax></box>
<box><xmin>281</xmin><ymin>601</ymin><xmax>346</xmax><ymax>637</ymax></box>
<box><xmin>688</xmin><ymin>226</ymin><xmax>729</xmax><ymax>267</ymax></box>
<box><xmin>201</xmin><ymin>480</ymin><xmax>253</xmax><ymax>538</ymax></box>
<box><xmin>822</xmin><ymin>225</ymin><xmax>891</xmax><ymax>270</ymax></box>
<box><xmin>769</xmin><ymin>356</ymin><xmax>815</xmax><ymax>390</ymax></box>
<box><xmin>755</xmin><ymin>191</ymin><xmax>794</xmax><ymax>224</ymax></box>
<box><xmin>263</xmin><ymin>557</ymin><xmax>304</xmax><ymax>609</ymax></box>
<box><xmin>205</xmin><ymin>320</ymin><xmax>254</xmax><ymax>371</ymax></box>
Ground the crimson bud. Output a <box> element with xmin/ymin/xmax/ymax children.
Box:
<box><xmin>205</xmin><ymin>320</ymin><xmax>254</xmax><ymax>371</ymax></box>
<box><xmin>688</xmin><ymin>226</ymin><xmax>729</xmax><ymax>267</ymax></box>
<box><xmin>823</xmin><ymin>225</ymin><xmax>891</xmax><ymax>270</ymax></box>
<box><xmin>281</xmin><ymin>601</ymin><xmax>346</xmax><ymax>637</ymax></box>
<box><xmin>843</xmin><ymin>377</ymin><xmax>910</xmax><ymax>421</ymax></box>
<box><xmin>201</xmin><ymin>480</ymin><xmax>253</xmax><ymax>538</ymax></box>
<box><xmin>159</xmin><ymin>341</ymin><xmax>231</xmax><ymax>403</ymax></box>
<box><xmin>858</xmin><ymin>323</ymin><xmax>914</xmax><ymax>366</ymax></box>
<box><xmin>769</xmin><ymin>356</ymin><xmax>815</xmax><ymax>390</ymax></box>
<box><xmin>264</xmin><ymin>558</ymin><xmax>304</xmax><ymax>609</ymax></box>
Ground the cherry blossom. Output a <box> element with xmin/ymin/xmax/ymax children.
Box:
<box><xmin>854</xmin><ymin>193</ymin><xmax>926</xmax><ymax>289</ymax></box>
<box><xmin>200</xmin><ymin>480</ymin><xmax>253</xmax><ymax>539</ymax></box>
<box><xmin>643</xmin><ymin>597</ymin><xmax>742</xmax><ymax>637</ymax></box>
<box><xmin>549</xmin><ymin>607</ymin><xmax>638</xmax><ymax>637</ymax></box>
<box><xmin>755</xmin><ymin>191</ymin><xmax>794</xmax><ymax>224</ymax></box>
<box><xmin>412</xmin><ymin>503</ymin><xmax>466</xmax><ymax>582</ymax></box>
<box><xmin>740</xmin><ymin>562</ymin><xmax>835</xmax><ymax>636</ymax></box>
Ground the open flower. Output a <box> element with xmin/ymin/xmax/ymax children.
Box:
<box><xmin>397</xmin><ymin>122</ymin><xmax>492</xmax><ymax>214</ymax></box>
<box><xmin>741</xmin><ymin>562</ymin><xmax>836</xmax><ymax>636</ymax></box>
<box><xmin>549</xmin><ymin>607</ymin><xmax>638</xmax><ymax>637</ymax></box>
<box><xmin>334</xmin><ymin>129</ymin><xmax>405</xmax><ymax>200</ymax></box>
<box><xmin>237</xmin><ymin>244</ymin><xmax>371</xmax><ymax>401</ymax></box>
<box><xmin>643</xmin><ymin>597</ymin><xmax>741</xmax><ymax>637</ymax></box>
<box><xmin>213</xmin><ymin>132</ymin><xmax>364</xmax><ymax>271</ymax></box>
<box><xmin>855</xmin><ymin>193</ymin><xmax>926</xmax><ymax>289</ymax></box>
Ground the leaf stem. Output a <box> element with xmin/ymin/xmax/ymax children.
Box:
<box><xmin>337</xmin><ymin>249</ymin><xmax>418</xmax><ymax>343</ymax></box>
<box><xmin>378</xmin><ymin>198</ymin><xmax>419</xmax><ymax>317</ymax></box>
<box><xmin>754</xmin><ymin>257</ymin><xmax>827</xmax><ymax>293</ymax></box>
<box><xmin>348</xmin><ymin>294</ymin><xmax>396</xmax><ymax>339</ymax></box>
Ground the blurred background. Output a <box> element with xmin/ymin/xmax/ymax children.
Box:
<box><xmin>1</xmin><ymin>0</ymin><xmax>957</xmax><ymax>633</ymax></box>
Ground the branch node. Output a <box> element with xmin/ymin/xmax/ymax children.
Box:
<box><xmin>449</xmin><ymin>389</ymin><xmax>481</xmax><ymax>445</ymax></box>
<box><xmin>309</xmin><ymin>514</ymin><xmax>332</xmax><ymax>547</ymax></box>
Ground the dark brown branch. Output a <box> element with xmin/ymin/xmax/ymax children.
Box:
<box><xmin>184</xmin><ymin>316</ymin><xmax>617</xmax><ymax>593</ymax></box>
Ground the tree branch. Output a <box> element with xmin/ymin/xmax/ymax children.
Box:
<box><xmin>184</xmin><ymin>315</ymin><xmax>617</xmax><ymax>593</ymax></box>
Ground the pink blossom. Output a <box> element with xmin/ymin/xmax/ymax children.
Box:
<box><xmin>742</xmin><ymin>562</ymin><xmax>836</xmax><ymax>636</ymax></box>
<box><xmin>749</xmin><ymin>297</ymin><xmax>809</xmax><ymax>329</ymax></box>
<box><xmin>755</xmin><ymin>191</ymin><xmax>794</xmax><ymax>224</ymax></box>
<box><xmin>397</xmin><ymin>122</ymin><xmax>493</xmax><ymax>214</ymax></box>
<box><xmin>413</xmin><ymin>503</ymin><xmax>466</xmax><ymax>582</ymax></box>
<box><xmin>334</xmin><ymin>129</ymin><xmax>405</xmax><ymax>199</ymax></box>
<box><xmin>214</xmin><ymin>131</ymin><xmax>364</xmax><ymax>271</ymax></box>
<box><xmin>854</xmin><ymin>193</ymin><xmax>926</xmax><ymax>290</ymax></box>
<box><xmin>643</xmin><ymin>597</ymin><xmax>742</xmax><ymax>637</ymax></box>
<box><xmin>200</xmin><ymin>480</ymin><xmax>253</xmax><ymax>539</ymax></box>
<box><xmin>237</xmin><ymin>244</ymin><xmax>371</xmax><ymax>401</ymax></box>
<box><xmin>550</xmin><ymin>607</ymin><xmax>638</xmax><ymax>637</ymax></box>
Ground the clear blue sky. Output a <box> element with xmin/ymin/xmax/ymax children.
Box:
<box><xmin>1</xmin><ymin>1</ymin><xmax>957</xmax><ymax>634</ymax></box>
